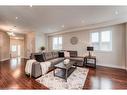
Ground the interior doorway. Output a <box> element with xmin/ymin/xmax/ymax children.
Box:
<box><xmin>10</xmin><ymin>38</ymin><xmax>24</xmax><ymax>58</ymax></box>
<box><xmin>11</xmin><ymin>44</ymin><xmax>21</xmax><ymax>57</ymax></box>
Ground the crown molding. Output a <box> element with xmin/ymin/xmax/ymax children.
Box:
<box><xmin>47</xmin><ymin>16</ymin><xmax>127</xmax><ymax>36</ymax></box>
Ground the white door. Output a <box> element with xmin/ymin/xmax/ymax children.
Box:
<box><xmin>10</xmin><ymin>38</ymin><xmax>24</xmax><ymax>58</ymax></box>
<box><xmin>11</xmin><ymin>44</ymin><xmax>21</xmax><ymax>58</ymax></box>
<box><xmin>11</xmin><ymin>45</ymin><xmax>18</xmax><ymax>58</ymax></box>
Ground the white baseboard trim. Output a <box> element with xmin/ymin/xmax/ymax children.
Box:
<box><xmin>97</xmin><ymin>63</ymin><xmax>126</xmax><ymax>70</ymax></box>
<box><xmin>126</xmin><ymin>67</ymin><xmax>127</xmax><ymax>71</ymax></box>
<box><xmin>0</xmin><ymin>58</ymin><xmax>10</xmax><ymax>62</ymax></box>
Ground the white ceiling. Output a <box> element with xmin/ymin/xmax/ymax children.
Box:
<box><xmin>0</xmin><ymin>6</ymin><xmax>127</xmax><ymax>34</ymax></box>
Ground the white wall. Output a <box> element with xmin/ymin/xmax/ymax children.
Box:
<box><xmin>125</xmin><ymin>23</ymin><xmax>127</xmax><ymax>70</ymax></box>
<box><xmin>24</xmin><ymin>32</ymin><xmax>35</xmax><ymax>58</ymax></box>
<box><xmin>35</xmin><ymin>32</ymin><xmax>46</xmax><ymax>52</ymax></box>
<box><xmin>48</xmin><ymin>24</ymin><xmax>126</xmax><ymax>69</ymax></box>
<box><xmin>0</xmin><ymin>30</ymin><xmax>10</xmax><ymax>61</ymax></box>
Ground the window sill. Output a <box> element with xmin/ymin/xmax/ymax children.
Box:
<box><xmin>94</xmin><ymin>50</ymin><xmax>112</xmax><ymax>53</ymax></box>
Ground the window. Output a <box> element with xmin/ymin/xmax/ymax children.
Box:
<box><xmin>91</xmin><ymin>31</ymin><xmax>112</xmax><ymax>51</ymax></box>
<box><xmin>52</xmin><ymin>36</ymin><xmax>62</xmax><ymax>50</ymax></box>
<box><xmin>11</xmin><ymin>45</ymin><xmax>17</xmax><ymax>52</ymax></box>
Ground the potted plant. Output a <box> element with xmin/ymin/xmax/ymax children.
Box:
<box><xmin>40</xmin><ymin>46</ymin><xmax>45</xmax><ymax>52</ymax></box>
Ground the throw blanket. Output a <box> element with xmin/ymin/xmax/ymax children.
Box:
<box><xmin>40</xmin><ymin>61</ymin><xmax>51</xmax><ymax>75</ymax></box>
<box><xmin>25</xmin><ymin>59</ymin><xmax>36</xmax><ymax>75</ymax></box>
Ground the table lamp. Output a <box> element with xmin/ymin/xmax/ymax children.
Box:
<box><xmin>87</xmin><ymin>46</ymin><xmax>94</xmax><ymax>57</ymax></box>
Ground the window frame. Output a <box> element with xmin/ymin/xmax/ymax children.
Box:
<box><xmin>90</xmin><ymin>30</ymin><xmax>112</xmax><ymax>52</ymax></box>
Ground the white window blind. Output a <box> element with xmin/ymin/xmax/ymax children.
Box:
<box><xmin>91</xmin><ymin>31</ymin><xmax>112</xmax><ymax>51</ymax></box>
<box><xmin>53</xmin><ymin>36</ymin><xmax>62</xmax><ymax>50</ymax></box>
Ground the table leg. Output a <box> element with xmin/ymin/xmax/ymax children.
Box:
<box><xmin>65</xmin><ymin>69</ymin><xmax>67</xmax><ymax>82</ymax></box>
<box><xmin>95</xmin><ymin>58</ymin><xmax>96</xmax><ymax>68</ymax></box>
<box><xmin>84</xmin><ymin>58</ymin><xmax>86</xmax><ymax>67</ymax></box>
<box><xmin>54</xmin><ymin>69</ymin><xmax>55</xmax><ymax>76</ymax></box>
<box><xmin>75</xmin><ymin>65</ymin><xmax>77</xmax><ymax>69</ymax></box>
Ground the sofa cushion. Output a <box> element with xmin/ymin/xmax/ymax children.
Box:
<box><xmin>52</xmin><ymin>52</ymin><xmax>59</xmax><ymax>58</ymax></box>
<box><xmin>68</xmin><ymin>51</ymin><xmax>77</xmax><ymax>57</ymax></box>
<box><xmin>48</xmin><ymin>58</ymin><xmax>65</xmax><ymax>67</ymax></box>
<box><xmin>43</xmin><ymin>52</ymin><xmax>53</xmax><ymax>61</ymax></box>
<box><xmin>69</xmin><ymin>57</ymin><xmax>84</xmax><ymax>62</ymax></box>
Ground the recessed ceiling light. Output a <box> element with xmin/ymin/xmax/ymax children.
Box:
<box><xmin>115</xmin><ymin>11</ymin><xmax>118</xmax><ymax>15</ymax></box>
<box><xmin>61</xmin><ymin>25</ymin><xmax>64</xmax><ymax>28</ymax></box>
<box><xmin>16</xmin><ymin>17</ymin><xmax>18</xmax><ymax>19</ymax></box>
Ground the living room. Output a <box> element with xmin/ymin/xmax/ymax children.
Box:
<box><xmin>0</xmin><ymin>6</ymin><xmax>127</xmax><ymax>91</ymax></box>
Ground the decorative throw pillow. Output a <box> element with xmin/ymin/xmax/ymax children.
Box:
<box><xmin>34</xmin><ymin>54</ymin><xmax>44</xmax><ymax>62</ymax></box>
<box><xmin>64</xmin><ymin>51</ymin><xmax>70</xmax><ymax>57</ymax></box>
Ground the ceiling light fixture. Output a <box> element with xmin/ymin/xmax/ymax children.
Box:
<box><xmin>7</xmin><ymin>32</ymin><xmax>15</xmax><ymax>36</ymax></box>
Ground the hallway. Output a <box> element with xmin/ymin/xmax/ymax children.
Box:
<box><xmin>10</xmin><ymin>37</ymin><xmax>25</xmax><ymax>58</ymax></box>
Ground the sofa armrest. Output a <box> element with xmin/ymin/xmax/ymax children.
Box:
<box><xmin>31</xmin><ymin>62</ymin><xmax>42</xmax><ymax>78</ymax></box>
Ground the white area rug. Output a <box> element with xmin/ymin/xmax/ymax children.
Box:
<box><xmin>36</xmin><ymin>67</ymin><xmax>89</xmax><ymax>90</ymax></box>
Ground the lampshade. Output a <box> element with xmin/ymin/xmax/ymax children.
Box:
<box><xmin>87</xmin><ymin>46</ymin><xmax>94</xmax><ymax>51</ymax></box>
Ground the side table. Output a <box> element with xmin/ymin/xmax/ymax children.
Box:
<box><xmin>84</xmin><ymin>56</ymin><xmax>96</xmax><ymax>68</ymax></box>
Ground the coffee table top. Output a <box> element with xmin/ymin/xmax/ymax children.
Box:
<box><xmin>54</xmin><ymin>60</ymin><xmax>76</xmax><ymax>70</ymax></box>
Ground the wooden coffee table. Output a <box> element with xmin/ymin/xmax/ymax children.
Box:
<box><xmin>54</xmin><ymin>60</ymin><xmax>77</xmax><ymax>82</ymax></box>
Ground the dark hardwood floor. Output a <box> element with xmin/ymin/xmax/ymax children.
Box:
<box><xmin>0</xmin><ymin>58</ymin><xmax>127</xmax><ymax>89</ymax></box>
<box><xmin>84</xmin><ymin>66</ymin><xmax>127</xmax><ymax>89</ymax></box>
<box><xmin>0</xmin><ymin>58</ymin><xmax>48</xmax><ymax>89</ymax></box>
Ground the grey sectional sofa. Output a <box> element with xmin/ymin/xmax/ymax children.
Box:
<box><xmin>31</xmin><ymin>52</ymin><xmax>64</xmax><ymax>78</ymax></box>
<box><xmin>30</xmin><ymin>51</ymin><xmax>84</xmax><ymax>78</ymax></box>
